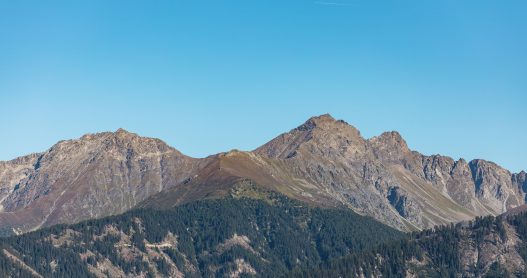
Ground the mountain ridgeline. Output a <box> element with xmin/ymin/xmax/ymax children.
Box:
<box><xmin>0</xmin><ymin>114</ymin><xmax>524</xmax><ymax>234</ymax></box>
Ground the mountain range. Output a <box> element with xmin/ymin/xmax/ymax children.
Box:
<box><xmin>0</xmin><ymin>114</ymin><xmax>525</xmax><ymax>235</ymax></box>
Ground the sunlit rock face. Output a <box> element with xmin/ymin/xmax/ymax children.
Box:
<box><xmin>0</xmin><ymin>129</ymin><xmax>201</xmax><ymax>233</ymax></box>
<box><xmin>253</xmin><ymin>114</ymin><xmax>526</xmax><ymax>231</ymax></box>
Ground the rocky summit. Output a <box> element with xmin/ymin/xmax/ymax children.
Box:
<box><xmin>0</xmin><ymin>114</ymin><xmax>525</xmax><ymax>234</ymax></box>
<box><xmin>0</xmin><ymin>129</ymin><xmax>201</xmax><ymax>234</ymax></box>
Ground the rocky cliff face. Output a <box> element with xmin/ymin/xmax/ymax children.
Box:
<box><xmin>456</xmin><ymin>221</ymin><xmax>525</xmax><ymax>276</ymax></box>
<box><xmin>254</xmin><ymin>115</ymin><xmax>416</xmax><ymax>230</ymax></box>
<box><xmin>513</xmin><ymin>171</ymin><xmax>527</xmax><ymax>199</ymax></box>
<box><xmin>0</xmin><ymin>114</ymin><xmax>524</xmax><ymax>233</ymax></box>
<box><xmin>0</xmin><ymin>129</ymin><xmax>200</xmax><ymax>233</ymax></box>
<box><xmin>0</xmin><ymin>154</ymin><xmax>40</xmax><ymax>212</ymax></box>
<box><xmin>253</xmin><ymin>114</ymin><xmax>526</xmax><ymax>231</ymax></box>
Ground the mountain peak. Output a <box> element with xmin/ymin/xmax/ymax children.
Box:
<box><xmin>368</xmin><ymin>131</ymin><xmax>411</xmax><ymax>161</ymax></box>
<box><xmin>113</xmin><ymin>128</ymin><xmax>141</xmax><ymax>139</ymax></box>
<box><xmin>308</xmin><ymin>113</ymin><xmax>335</xmax><ymax>123</ymax></box>
<box><xmin>296</xmin><ymin>114</ymin><xmax>360</xmax><ymax>135</ymax></box>
<box><xmin>0</xmin><ymin>128</ymin><xmax>196</xmax><ymax>232</ymax></box>
<box><xmin>78</xmin><ymin>128</ymin><xmax>136</xmax><ymax>141</ymax></box>
<box><xmin>115</xmin><ymin>128</ymin><xmax>130</xmax><ymax>134</ymax></box>
<box><xmin>255</xmin><ymin>114</ymin><xmax>363</xmax><ymax>159</ymax></box>
<box><xmin>46</xmin><ymin>129</ymin><xmax>183</xmax><ymax>167</ymax></box>
<box><xmin>370</xmin><ymin>131</ymin><xmax>409</xmax><ymax>150</ymax></box>
<box><xmin>298</xmin><ymin>114</ymin><xmax>337</xmax><ymax>131</ymax></box>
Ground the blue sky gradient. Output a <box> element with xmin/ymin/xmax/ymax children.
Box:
<box><xmin>0</xmin><ymin>1</ymin><xmax>525</xmax><ymax>172</ymax></box>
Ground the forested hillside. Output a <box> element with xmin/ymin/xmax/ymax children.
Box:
<box><xmin>0</xmin><ymin>195</ymin><xmax>403</xmax><ymax>277</ymax></box>
<box><xmin>289</xmin><ymin>211</ymin><xmax>527</xmax><ymax>277</ymax></box>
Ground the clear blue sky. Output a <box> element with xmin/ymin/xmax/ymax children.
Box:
<box><xmin>0</xmin><ymin>1</ymin><xmax>525</xmax><ymax>172</ymax></box>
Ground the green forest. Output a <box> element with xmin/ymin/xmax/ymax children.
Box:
<box><xmin>289</xmin><ymin>212</ymin><xmax>527</xmax><ymax>277</ymax></box>
<box><xmin>1</xmin><ymin>193</ymin><xmax>526</xmax><ymax>277</ymax></box>
<box><xmin>0</xmin><ymin>195</ymin><xmax>403</xmax><ymax>277</ymax></box>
